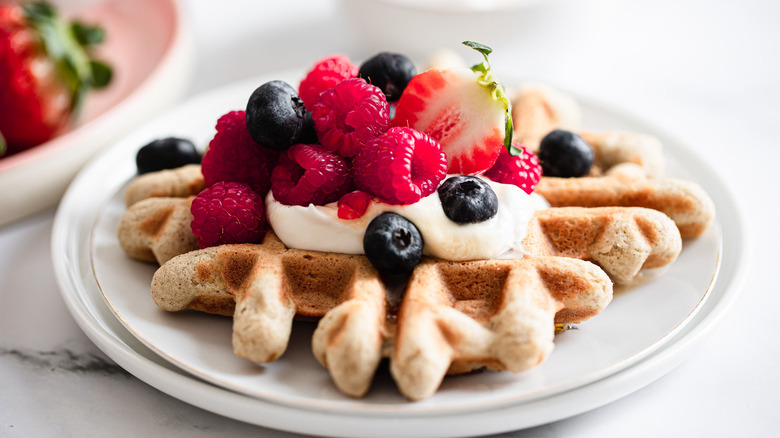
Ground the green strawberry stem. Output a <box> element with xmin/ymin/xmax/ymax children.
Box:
<box><xmin>22</xmin><ymin>2</ymin><xmax>112</xmax><ymax>115</ymax></box>
<box><xmin>0</xmin><ymin>131</ymin><xmax>6</xmax><ymax>157</ymax></box>
<box><xmin>462</xmin><ymin>41</ymin><xmax>514</xmax><ymax>154</ymax></box>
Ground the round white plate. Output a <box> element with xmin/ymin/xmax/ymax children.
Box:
<box><xmin>0</xmin><ymin>0</ymin><xmax>193</xmax><ymax>227</ymax></box>
<box><xmin>52</xmin><ymin>73</ymin><xmax>746</xmax><ymax>437</ymax></box>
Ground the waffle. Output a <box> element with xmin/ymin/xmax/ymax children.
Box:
<box><xmin>509</xmin><ymin>82</ymin><xmax>582</xmax><ymax>152</ymax></box>
<box><xmin>535</xmin><ymin>165</ymin><xmax>713</xmax><ymax>238</ymax></box>
<box><xmin>115</xmin><ymin>104</ymin><xmax>689</xmax><ymax>398</ymax></box>
<box><xmin>124</xmin><ymin>164</ymin><xmax>205</xmax><ymax>207</ymax></box>
<box><xmin>117</xmin><ymin>196</ymin><xmax>198</xmax><ymax>264</ymax></box>
<box><xmin>523</xmin><ymin>206</ymin><xmax>681</xmax><ymax>283</ymax></box>
<box><xmin>119</xmin><ymin>192</ymin><xmax>680</xmax><ymax>285</ymax></box>
<box><xmin>151</xmin><ymin>231</ymin><xmax>613</xmax><ymax>400</ymax></box>
<box><xmin>510</xmin><ymin>83</ymin><xmax>715</xmax><ymax>237</ymax></box>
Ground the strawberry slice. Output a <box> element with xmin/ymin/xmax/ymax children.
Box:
<box><xmin>391</xmin><ymin>42</ymin><xmax>512</xmax><ymax>175</ymax></box>
<box><xmin>0</xmin><ymin>2</ymin><xmax>111</xmax><ymax>156</ymax></box>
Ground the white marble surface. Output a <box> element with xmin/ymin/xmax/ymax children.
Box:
<box><xmin>2</xmin><ymin>0</ymin><xmax>779</xmax><ymax>436</ymax></box>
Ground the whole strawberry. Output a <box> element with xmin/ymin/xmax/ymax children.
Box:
<box><xmin>0</xmin><ymin>1</ymin><xmax>111</xmax><ymax>156</ymax></box>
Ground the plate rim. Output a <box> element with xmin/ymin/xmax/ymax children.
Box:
<box><xmin>51</xmin><ymin>73</ymin><xmax>748</xmax><ymax>436</ymax></box>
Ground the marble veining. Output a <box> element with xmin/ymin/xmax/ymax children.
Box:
<box><xmin>0</xmin><ymin>347</ymin><xmax>129</xmax><ymax>376</ymax></box>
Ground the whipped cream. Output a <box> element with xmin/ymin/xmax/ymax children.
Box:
<box><xmin>266</xmin><ymin>178</ymin><xmax>549</xmax><ymax>262</ymax></box>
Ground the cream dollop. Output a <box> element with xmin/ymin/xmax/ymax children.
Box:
<box><xmin>266</xmin><ymin>178</ymin><xmax>548</xmax><ymax>261</ymax></box>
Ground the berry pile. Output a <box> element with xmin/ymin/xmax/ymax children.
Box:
<box><xmin>144</xmin><ymin>43</ymin><xmax>543</xmax><ymax>278</ymax></box>
<box><xmin>245</xmin><ymin>51</ymin><xmax>448</xmax><ymax>213</ymax></box>
<box><xmin>178</xmin><ymin>51</ymin><xmax>433</xmax><ymax>249</ymax></box>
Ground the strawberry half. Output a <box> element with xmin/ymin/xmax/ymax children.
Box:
<box><xmin>0</xmin><ymin>2</ymin><xmax>111</xmax><ymax>156</ymax></box>
<box><xmin>391</xmin><ymin>41</ymin><xmax>512</xmax><ymax>175</ymax></box>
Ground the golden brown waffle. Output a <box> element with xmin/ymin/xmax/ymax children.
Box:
<box><xmin>536</xmin><ymin>166</ymin><xmax>714</xmax><ymax>238</ymax></box>
<box><xmin>510</xmin><ymin>83</ymin><xmax>714</xmax><ymax>237</ymax></box>
<box><xmin>522</xmin><ymin>206</ymin><xmax>681</xmax><ymax>283</ymax></box>
<box><xmin>151</xmin><ymin>232</ymin><xmax>613</xmax><ymax>400</ymax></box>
<box><xmin>117</xmin><ymin>196</ymin><xmax>199</xmax><ymax>265</ymax></box>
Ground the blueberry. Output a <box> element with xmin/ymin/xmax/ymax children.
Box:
<box><xmin>298</xmin><ymin>110</ymin><xmax>319</xmax><ymax>144</ymax></box>
<box><xmin>363</xmin><ymin>213</ymin><xmax>423</xmax><ymax>276</ymax></box>
<box><xmin>358</xmin><ymin>52</ymin><xmax>417</xmax><ymax>102</ymax></box>
<box><xmin>135</xmin><ymin>137</ymin><xmax>200</xmax><ymax>174</ymax></box>
<box><xmin>437</xmin><ymin>176</ymin><xmax>498</xmax><ymax>224</ymax></box>
<box><xmin>246</xmin><ymin>80</ymin><xmax>306</xmax><ymax>151</ymax></box>
<box><xmin>538</xmin><ymin>129</ymin><xmax>594</xmax><ymax>177</ymax></box>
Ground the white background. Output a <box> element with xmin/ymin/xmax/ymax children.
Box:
<box><xmin>1</xmin><ymin>0</ymin><xmax>778</xmax><ymax>436</ymax></box>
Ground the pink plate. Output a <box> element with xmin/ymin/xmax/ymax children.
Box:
<box><xmin>0</xmin><ymin>0</ymin><xmax>193</xmax><ymax>227</ymax></box>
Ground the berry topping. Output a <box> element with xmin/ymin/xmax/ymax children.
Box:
<box><xmin>311</xmin><ymin>77</ymin><xmax>390</xmax><ymax>157</ymax></box>
<box><xmin>135</xmin><ymin>137</ymin><xmax>200</xmax><ymax>175</ymax></box>
<box><xmin>538</xmin><ymin>129</ymin><xmax>594</xmax><ymax>177</ymax></box>
<box><xmin>190</xmin><ymin>181</ymin><xmax>268</xmax><ymax>249</ymax></box>
<box><xmin>358</xmin><ymin>52</ymin><xmax>417</xmax><ymax>102</ymax></box>
<box><xmin>201</xmin><ymin>110</ymin><xmax>279</xmax><ymax>196</ymax></box>
<box><xmin>246</xmin><ymin>80</ymin><xmax>307</xmax><ymax>151</ymax></box>
<box><xmin>483</xmin><ymin>144</ymin><xmax>542</xmax><ymax>194</ymax></box>
<box><xmin>437</xmin><ymin>176</ymin><xmax>498</xmax><ymax>224</ymax></box>
<box><xmin>337</xmin><ymin>191</ymin><xmax>373</xmax><ymax>220</ymax></box>
<box><xmin>391</xmin><ymin>41</ymin><xmax>512</xmax><ymax>175</ymax></box>
<box><xmin>298</xmin><ymin>54</ymin><xmax>358</xmax><ymax>109</ymax></box>
<box><xmin>352</xmin><ymin>126</ymin><xmax>447</xmax><ymax>205</ymax></box>
<box><xmin>363</xmin><ymin>212</ymin><xmax>423</xmax><ymax>276</ymax></box>
<box><xmin>271</xmin><ymin>143</ymin><xmax>353</xmax><ymax>206</ymax></box>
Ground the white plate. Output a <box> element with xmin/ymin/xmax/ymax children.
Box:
<box><xmin>52</xmin><ymin>73</ymin><xmax>747</xmax><ymax>437</ymax></box>
<box><xmin>0</xmin><ymin>0</ymin><xmax>193</xmax><ymax>227</ymax></box>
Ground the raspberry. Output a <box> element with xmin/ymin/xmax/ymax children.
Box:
<box><xmin>271</xmin><ymin>143</ymin><xmax>353</xmax><ymax>206</ymax></box>
<box><xmin>311</xmin><ymin>78</ymin><xmax>390</xmax><ymax>157</ymax></box>
<box><xmin>298</xmin><ymin>54</ymin><xmax>358</xmax><ymax>109</ymax></box>
<box><xmin>483</xmin><ymin>144</ymin><xmax>542</xmax><ymax>194</ymax></box>
<box><xmin>201</xmin><ymin>111</ymin><xmax>279</xmax><ymax>196</ymax></box>
<box><xmin>190</xmin><ymin>181</ymin><xmax>268</xmax><ymax>249</ymax></box>
<box><xmin>352</xmin><ymin>127</ymin><xmax>447</xmax><ymax>205</ymax></box>
<box><xmin>337</xmin><ymin>191</ymin><xmax>373</xmax><ymax>219</ymax></box>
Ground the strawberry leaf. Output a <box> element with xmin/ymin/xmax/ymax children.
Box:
<box><xmin>462</xmin><ymin>41</ymin><xmax>493</xmax><ymax>57</ymax></box>
<box><xmin>21</xmin><ymin>2</ymin><xmax>56</xmax><ymax>20</ymax></box>
<box><xmin>72</xmin><ymin>22</ymin><xmax>105</xmax><ymax>46</ymax></box>
<box><xmin>89</xmin><ymin>61</ymin><xmax>112</xmax><ymax>88</ymax></box>
<box><xmin>462</xmin><ymin>41</ymin><xmax>513</xmax><ymax>150</ymax></box>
